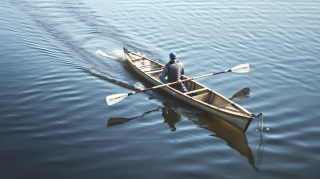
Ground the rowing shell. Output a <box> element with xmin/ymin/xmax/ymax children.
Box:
<box><xmin>123</xmin><ymin>47</ymin><xmax>253</xmax><ymax>131</ymax></box>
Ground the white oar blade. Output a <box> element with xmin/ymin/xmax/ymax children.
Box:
<box><xmin>231</xmin><ymin>63</ymin><xmax>250</xmax><ymax>73</ymax></box>
<box><xmin>106</xmin><ymin>93</ymin><xmax>128</xmax><ymax>106</ymax></box>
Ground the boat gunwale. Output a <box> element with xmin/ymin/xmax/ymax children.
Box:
<box><xmin>124</xmin><ymin>49</ymin><xmax>252</xmax><ymax>119</ymax></box>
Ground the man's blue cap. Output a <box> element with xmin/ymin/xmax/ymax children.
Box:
<box><xmin>169</xmin><ymin>52</ymin><xmax>177</xmax><ymax>59</ymax></box>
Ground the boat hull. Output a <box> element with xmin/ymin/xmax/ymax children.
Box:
<box><xmin>124</xmin><ymin>48</ymin><xmax>253</xmax><ymax>131</ymax></box>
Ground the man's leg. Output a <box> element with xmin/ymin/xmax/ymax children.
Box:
<box><xmin>159</xmin><ymin>75</ymin><xmax>187</xmax><ymax>92</ymax></box>
<box><xmin>180</xmin><ymin>83</ymin><xmax>188</xmax><ymax>92</ymax></box>
<box><xmin>169</xmin><ymin>82</ymin><xmax>188</xmax><ymax>93</ymax></box>
<box><xmin>159</xmin><ymin>74</ymin><xmax>167</xmax><ymax>84</ymax></box>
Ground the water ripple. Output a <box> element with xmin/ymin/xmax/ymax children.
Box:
<box><xmin>1</xmin><ymin>0</ymin><xmax>320</xmax><ymax>178</ymax></box>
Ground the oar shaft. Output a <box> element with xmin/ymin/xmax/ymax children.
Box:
<box><xmin>129</xmin><ymin>87</ymin><xmax>154</xmax><ymax>95</ymax></box>
<box><xmin>106</xmin><ymin>64</ymin><xmax>249</xmax><ymax>105</ymax></box>
<box><xmin>129</xmin><ymin>83</ymin><xmax>170</xmax><ymax>95</ymax></box>
<box><xmin>192</xmin><ymin>71</ymin><xmax>227</xmax><ymax>80</ymax></box>
<box><xmin>129</xmin><ymin>70</ymin><xmax>228</xmax><ymax>95</ymax></box>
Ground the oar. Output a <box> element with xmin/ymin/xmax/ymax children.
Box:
<box><xmin>106</xmin><ymin>63</ymin><xmax>250</xmax><ymax>106</ymax></box>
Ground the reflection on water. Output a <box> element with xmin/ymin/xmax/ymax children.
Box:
<box><xmin>107</xmin><ymin>103</ymin><xmax>182</xmax><ymax>131</ymax></box>
<box><xmin>256</xmin><ymin>131</ymin><xmax>265</xmax><ymax>169</ymax></box>
<box><xmin>230</xmin><ymin>87</ymin><xmax>250</xmax><ymax>100</ymax></box>
<box><xmin>189</xmin><ymin>113</ymin><xmax>259</xmax><ymax>172</ymax></box>
<box><xmin>107</xmin><ymin>87</ymin><xmax>262</xmax><ymax>172</ymax></box>
<box><xmin>161</xmin><ymin>103</ymin><xmax>182</xmax><ymax>131</ymax></box>
<box><xmin>107</xmin><ymin>106</ymin><xmax>162</xmax><ymax>127</ymax></box>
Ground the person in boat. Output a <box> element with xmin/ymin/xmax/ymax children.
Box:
<box><xmin>159</xmin><ymin>52</ymin><xmax>188</xmax><ymax>92</ymax></box>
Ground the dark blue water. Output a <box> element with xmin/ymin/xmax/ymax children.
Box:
<box><xmin>1</xmin><ymin>0</ymin><xmax>320</xmax><ymax>178</ymax></box>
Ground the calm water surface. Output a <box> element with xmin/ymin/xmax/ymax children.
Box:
<box><xmin>1</xmin><ymin>0</ymin><xmax>320</xmax><ymax>178</ymax></box>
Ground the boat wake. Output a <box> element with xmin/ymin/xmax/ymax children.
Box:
<box><xmin>134</xmin><ymin>82</ymin><xmax>145</xmax><ymax>90</ymax></box>
<box><xmin>96</xmin><ymin>49</ymin><xmax>125</xmax><ymax>60</ymax></box>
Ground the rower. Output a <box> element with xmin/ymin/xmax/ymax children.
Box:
<box><xmin>159</xmin><ymin>52</ymin><xmax>188</xmax><ymax>92</ymax></box>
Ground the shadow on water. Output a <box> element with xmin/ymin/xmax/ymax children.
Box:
<box><xmin>106</xmin><ymin>87</ymin><xmax>262</xmax><ymax>171</ymax></box>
